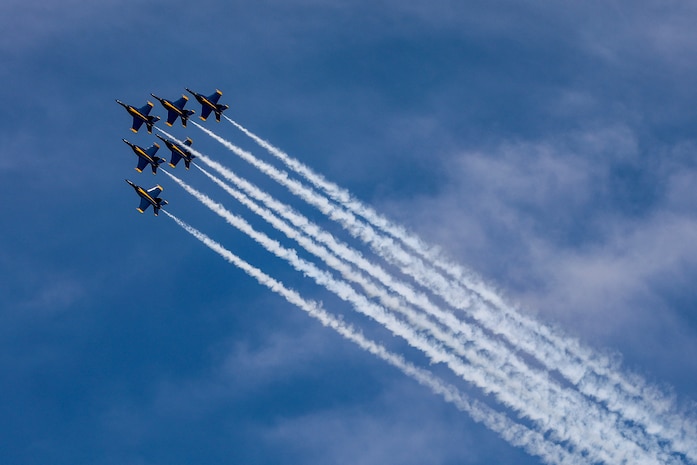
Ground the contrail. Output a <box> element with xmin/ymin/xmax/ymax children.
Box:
<box><xmin>206</xmin><ymin>121</ymin><xmax>697</xmax><ymax>460</ymax></box>
<box><xmin>161</xmin><ymin>125</ymin><xmax>690</xmax><ymax>462</ymax></box>
<box><xmin>163</xmin><ymin>170</ymin><xmax>663</xmax><ymax>464</ymax></box>
<box><xmin>191</xmin><ymin>162</ymin><xmax>680</xmax><ymax>462</ymax></box>
<box><xmin>162</xmin><ymin>209</ymin><xmax>588</xmax><ymax>465</ymax></box>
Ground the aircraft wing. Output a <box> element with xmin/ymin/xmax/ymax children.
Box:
<box><xmin>145</xmin><ymin>144</ymin><xmax>160</xmax><ymax>157</ymax></box>
<box><xmin>165</xmin><ymin>110</ymin><xmax>179</xmax><ymax>126</ymax></box>
<box><xmin>173</xmin><ymin>96</ymin><xmax>188</xmax><ymax>109</ymax></box>
<box><xmin>138</xmin><ymin>102</ymin><xmax>154</xmax><ymax>115</ymax></box>
<box><xmin>208</xmin><ymin>90</ymin><xmax>222</xmax><ymax>104</ymax></box>
<box><xmin>135</xmin><ymin>157</ymin><xmax>148</xmax><ymax>173</ymax></box>
<box><xmin>147</xmin><ymin>185</ymin><xmax>163</xmax><ymax>197</ymax></box>
<box><xmin>200</xmin><ymin>106</ymin><xmax>213</xmax><ymax>121</ymax></box>
<box><xmin>137</xmin><ymin>197</ymin><xmax>151</xmax><ymax>213</ymax></box>
<box><xmin>169</xmin><ymin>152</ymin><xmax>183</xmax><ymax>168</ymax></box>
<box><xmin>131</xmin><ymin>117</ymin><xmax>145</xmax><ymax>133</ymax></box>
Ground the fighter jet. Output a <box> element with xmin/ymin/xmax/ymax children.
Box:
<box><xmin>125</xmin><ymin>179</ymin><xmax>168</xmax><ymax>216</ymax></box>
<box><xmin>185</xmin><ymin>88</ymin><xmax>229</xmax><ymax>122</ymax></box>
<box><xmin>151</xmin><ymin>93</ymin><xmax>195</xmax><ymax>127</ymax></box>
<box><xmin>123</xmin><ymin>139</ymin><xmax>166</xmax><ymax>174</ymax></box>
<box><xmin>156</xmin><ymin>134</ymin><xmax>196</xmax><ymax>169</ymax></box>
<box><xmin>116</xmin><ymin>99</ymin><xmax>161</xmax><ymax>134</ymax></box>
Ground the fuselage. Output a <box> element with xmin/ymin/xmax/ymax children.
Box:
<box><xmin>134</xmin><ymin>146</ymin><xmax>158</xmax><ymax>164</ymax></box>
<box><xmin>126</xmin><ymin>180</ymin><xmax>160</xmax><ymax>210</ymax></box>
<box><xmin>168</xmin><ymin>141</ymin><xmax>191</xmax><ymax>159</ymax></box>
<box><xmin>163</xmin><ymin>100</ymin><xmax>182</xmax><ymax>114</ymax></box>
<box><xmin>129</xmin><ymin>107</ymin><xmax>148</xmax><ymax>121</ymax></box>
<box><xmin>187</xmin><ymin>90</ymin><xmax>216</xmax><ymax>110</ymax></box>
<box><xmin>198</xmin><ymin>96</ymin><xmax>215</xmax><ymax>109</ymax></box>
<box><xmin>138</xmin><ymin>186</ymin><xmax>156</xmax><ymax>204</ymax></box>
<box><xmin>118</xmin><ymin>100</ymin><xmax>150</xmax><ymax>123</ymax></box>
<box><xmin>123</xmin><ymin>139</ymin><xmax>162</xmax><ymax>172</ymax></box>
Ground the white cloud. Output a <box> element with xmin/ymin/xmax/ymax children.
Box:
<box><xmin>381</xmin><ymin>123</ymin><xmax>697</xmax><ymax>391</ymax></box>
<box><xmin>261</xmin><ymin>382</ymin><xmax>497</xmax><ymax>465</ymax></box>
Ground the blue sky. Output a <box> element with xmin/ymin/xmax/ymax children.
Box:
<box><xmin>2</xmin><ymin>1</ymin><xmax>697</xmax><ymax>464</ymax></box>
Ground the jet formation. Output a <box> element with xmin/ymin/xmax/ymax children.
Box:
<box><xmin>117</xmin><ymin>88</ymin><xmax>228</xmax><ymax>215</ymax></box>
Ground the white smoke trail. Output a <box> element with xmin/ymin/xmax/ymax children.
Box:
<box><xmin>209</xmin><ymin>121</ymin><xmax>697</xmax><ymax>460</ymax></box>
<box><xmin>160</xmin><ymin>125</ymin><xmax>689</xmax><ymax>462</ymax></box>
<box><xmin>163</xmin><ymin>170</ymin><xmax>663</xmax><ymax>464</ymax></box>
<box><xmin>190</xmin><ymin>162</ymin><xmax>683</xmax><ymax>464</ymax></box>
<box><xmin>162</xmin><ymin>209</ymin><xmax>588</xmax><ymax>465</ymax></box>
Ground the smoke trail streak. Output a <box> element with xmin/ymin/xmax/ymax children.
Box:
<box><xmin>163</xmin><ymin>171</ymin><xmax>661</xmax><ymax>464</ymax></box>
<box><xmin>160</xmin><ymin>126</ymin><xmax>685</xmax><ymax>462</ymax></box>
<box><xmin>191</xmin><ymin>162</ymin><xmax>680</xmax><ymax>463</ymax></box>
<box><xmin>162</xmin><ymin>209</ymin><xmax>588</xmax><ymax>465</ymax></box>
<box><xmin>225</xmin><ymin>116</ymin><xmax>697</xmax><ymax>459</ymax></box>
<box><xmin>209</xmin><ymin>121</ymin><xmax>697</xmax><ymax>459</ymax></box>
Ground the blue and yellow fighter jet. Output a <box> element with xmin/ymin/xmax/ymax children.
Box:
<box><xmin>116</xmin><ymin>99</ymin><xmax>161</xmax><ymax>134</ymax></box>
<box><xmin>155</xmin><ymin>134</ymin><xmax>196</xmax><ymax>169</ymax></box>
<box><xmin>122</xmin><ymin>139</ymin><xmax>166</xmax><ymax>174</ymax></box>
<box><xmin>125</xmin><ymin>179</ymin><xmax>168</xmax><ymax>216</ymax></box>
<box><xmin>150</xmin><ymin>93</ymin><xmax>195</xmax><ymax>127</ymax></box>
<box><xmin>185</xmin><ymin>88</ymin><xmax>229</xmax><ymax>122</ymax></box>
